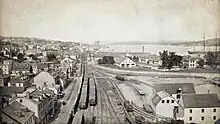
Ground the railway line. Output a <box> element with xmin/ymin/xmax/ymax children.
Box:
<box><xmin>91</xmin><ymin>65</ymin><xmax>174</xmax><ymax>124</ymax></box>
<box><xmin>68</xmin><ymin>61</ymin><xmax>173</xmax><ymax>124</ymax></box>
<box><xmin>93</xmin><ymin>72</ymin><xmax>123</xmax><ymax>124</ymax></box>
<box><xmin>91</xmin><ymin>66</ymin><xmax>136</xmax><ymax>124</ymax></box>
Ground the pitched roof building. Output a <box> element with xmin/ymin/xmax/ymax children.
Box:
<box><xmin>152</xmin><ymin>91</ymin><xmax>180</xmax><ymax>118</ymax></box>
<box><xmin>155</xmin><ymin>83</ymin><xmax>195</xmax><ymax>95</ymax></box>
<box><xmin>178</xmin><ymin>93</ymin><xmax>220</xmax><ymax>124</ymax></box>
<box><xmin>1</xmin><ymin>100</ymin><xmax>35</xmax><ymax>124</ymax></box>
<box><xmin>114</xmin><ymin>57</ymin><xmax>136</xmax><ymax>68</ymax></box>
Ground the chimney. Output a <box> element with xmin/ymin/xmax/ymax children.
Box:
<box><xmin>26</xmin><ymin>91</ymin><xmax>30</xmax><ymax>99</ymax></box>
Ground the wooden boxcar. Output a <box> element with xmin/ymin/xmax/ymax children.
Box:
<box><xmin>89</xmin><ymin>77</ymin><xmax>97</xmax><ymax>106</ymax></box>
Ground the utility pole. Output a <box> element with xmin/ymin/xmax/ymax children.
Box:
<box><xmin>216</xmin><ymin>34</ymin><xmax>218</xmax><ymax>52</ymax></box>
<box><xmin>203</xmin><ymin>35</ymin><xmax>206</xmax><ymax>52</ymax></box>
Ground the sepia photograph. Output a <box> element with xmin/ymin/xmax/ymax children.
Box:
<box><xmin>0</xmin><ymin>0</ymin><xmax>220</xmax><ymax>124</ymax></box>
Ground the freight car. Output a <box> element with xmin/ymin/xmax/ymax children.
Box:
<box><xmin>79</xmin><ymin>77</ymin><xmax>89</xmax><ymax>109</ymax></box>
<box><xmin>89</xmin><ymin>77</ymin><xmax>97</xmax><ymax>106</ymax></box>
<box><xmin>115</xmin><ymin>75</ymin><xmax>125</xmax><ymax>81</ymax></box>
<box><xmin>124</xmin><ymin>100</ymin><xmax>133</xmax><ymax>112</ymax></box>
<box><xmin>143</xmin><ymin>104</ymin><xmax>154</xmax><ymax>113</ymax></box>
<box><xmin>135</xmin><ymin>116</ymin><xmax>145</xmax><ymax>124</ymax></box>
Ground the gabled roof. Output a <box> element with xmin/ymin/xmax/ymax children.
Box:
<box><xmin>9</xmin><ymin>76</ymin><xmax>30</xmax><ymax>84</ymax></box>
<box><xmin>12</xmin><ymin>62</ymin><xmax>30</xmax><ymax>71</ymax></box>
<box><xmin>155</xmin><ymin>83</ymin><xmax>195</xmax><ymax>95</ymax></box>
<box><xmin>1</xmin><ymin>101</ymin><xmax>35</xmax><ymax>124</ymax></box>
<box><xmin>0</xmin><ymin>87</ymin><xmax>25</xmax><ymax>95</ymax></box>
<box><xmin>152</xmin><ymin>91</ymin><xmax>171</xmax><ymax>106</ymax></box>
<box><xmin>37</xmin><ymin>63</ymin><xmax>48</xmax><ymax>69</ymax></box>
<box><xmin>115</xmin><ymin>57</ymin><xmax>134</xmax><ymax>64</ymax></box>
<box><xmin>182</xmin><ymin>94</ymin><xmax>220</xmax><ymax>108</ymax></box>
<box><xmin>189</xmin><ymin>57</ymin><xmax>203</xmax><ymax>61</ymax></box>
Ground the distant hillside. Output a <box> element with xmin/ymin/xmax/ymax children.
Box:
<box><xmin>0</xmin><ymin>36</ymin><xmax>79</xmax><ymax>45</ymax></box>
<box><xmin>109</xmin><ymin>38</ymin><xmax>220</xmax><ymax>46</ymax></box>
<box><xmin>169</xmin><ymin>38</ymin><xmax>220</xmax><ymax>46</ymax></box>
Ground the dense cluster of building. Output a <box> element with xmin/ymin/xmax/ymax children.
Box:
<box><xmin>0</xmin><ymin>37</ymin><xmax>79</xmax><ymax>124</ymax></box>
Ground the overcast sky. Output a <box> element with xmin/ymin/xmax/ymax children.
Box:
<box><xmin>0</xmin><ymin>0</ymin><xmax>219</xmax><ymax>43</ymax></box>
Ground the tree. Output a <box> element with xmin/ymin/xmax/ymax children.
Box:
<box><xmin>17</xmin><ymin>53</ymin><xmax>25</xmax><ymax>63</ymax></box>
<box><xmin>0</xmin><ymin>52</ymin><xmax>4</xmax><ymax>57</ymax></box>
<box><xmin>29</xmin><ymin>54</ymin><xmax>38</xmax><ymax>60</ymax></box>
<box><xmin>98</xmin><ymin>59</ymin><xmax>103</xmax><ymax>64</ymax></box>
<box><xmin>204</xmin><ymin>52</ymin><xmax>218</xmax><ymax>67</ymax></box>
<box><xmin>159</xmin><ymin>50</ymin><xmax>183</xmax><ymax>70</ymax></box>
<box><xmin>133</xmin><ymin>56</ymin><xmax>139</xmax><ymax>62</ymax></box>
<box><xmin>30</xmin><ymin>66</ymin><xmax>33</xmax><ymax>73</ymax></box>
<box><xmin>102</xmin><ymin>56</ymin><xmax>115</xmax><ymax>64</ymax></box>
<box><xmin>47</xmin><ymin>54</ymin><xmax>57</xmax><ymax>61</ymax></box>
<box><xmin>198</xmin><ymin>59</ymin><xmax>205</xmax><ymax>68</ymax></box>
<box><xmin>159</xmin><ymin>50</ymin><xmax>169</xmax><ymax>68</ymax></box>
<box><xmin>98</xmin><ymin>56</ymin><xmax>115</xmax><ymax>64</ymax></box>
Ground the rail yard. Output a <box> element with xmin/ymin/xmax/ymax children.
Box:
<box><xmin>66</xmin><ymin>57</ymin><xmax>176</xmax><ymax>124</ymax></box>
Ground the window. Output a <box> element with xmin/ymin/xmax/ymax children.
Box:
<box><xmin>201</xmin><ymin>109</ymin><xmax>204</xmax><ymax>113</ymax></box>
<box><xmin>167</xmin><ymin>100</ymin><xmax>169</xmax><ymax>103</ymax></box>
<box><xmin>176</xmin><ymin>94</ymin><xmax>180</xmax><ymax>99</ymax></box>
<box><xmin>162</xmin><ymin>100</ymin><xmax>164</xmax><ymax>103</ymax></box>
<box><xmin>213</xmin><ymin>116</ymin><xmax>216</xmax><ymax>120</ymax></box>
<box><xmin>201</xmin><ymin>116</ymin><xmax>204</xmax><ymax>120</ymax></box>
<box><xmin>171</xmin><ymin>100</ymin><xmax>174</xmax><ymax>103</ymax></box>
<box><xmin>190</xmin><ymin>109</ymin><xmax>192</xmax><ymax>113</ymax></box>
<box><xmin>189</xmin><ymin>117</ymin><xmax>192</xmax><ymax>121</ymax></box>
<box><xmin>213</xmin><ymin>108</ymin><xmax>216</xmax><ymax>112</ymax></box>
<box><xmin>174</xmin><ymin>106</ymin><xmax>179</xmax><ymax>113</ymax></box>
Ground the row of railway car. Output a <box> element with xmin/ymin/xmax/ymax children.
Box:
<box><xmin>78</xmin><ymin>64</ymin><xmax>98</xmax><ymax>110</ymax></box>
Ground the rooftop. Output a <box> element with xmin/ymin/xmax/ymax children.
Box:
<box><xmin>152</xmin><ymin>91</ymin><xmax>171</xmax><ymax>106</ymax></box>
<box><xmin>114</xmin><ymin>57</ymin><xmax>133</xmax><ymax>64</ymax></box>
<box><xmin>1</xmin><ymin>101</ymin><xmax>35</xmax><ymax>124</ymax></box>
<box><xmin>189</xmin><ymin>57</ymin><xmax>203</xmax><ymax>61</ymax></box>
<box><xmin>155</xmin><ymin>83</ymin><xmax>195</xmax><ymax>95</ymax></box>
<box><xmin>0</xmin><ymin>87</ymin><xmax>25</xmax><ymax>95</ymax></box>
<box><xmin>182</xmin><ymin>94</ymin><xmax>220</xmax><ymax>108</ymax></box>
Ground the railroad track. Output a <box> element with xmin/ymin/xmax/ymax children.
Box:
<box><xmin>93</xmin><ymin>71</ymin><xmax>123</xmax><ymax>124</ymax></box>
<box><xmin>91</xmin><ymin>66</ymin><xmax>136</xmax><ymax>124</ymax></box>
<box><xmin>91</xmin><ymin>66</ymin><xmax>176</xmax><ymax>124</ymax></box>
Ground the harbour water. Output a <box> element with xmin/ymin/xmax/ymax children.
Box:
<box><xmin>104</xmin><ymin>44</ymin><xmax>219</xmax><ymax>55</ymax></box>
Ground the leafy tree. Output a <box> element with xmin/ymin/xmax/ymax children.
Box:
<box><xmin>198</xmin><ymin>59</ymin><xmax>205</xmax><ymax>68</ymax></box>
<box><xmin>0</xmin><ymin>68</ymin><xmax>3</xmax><ymax>75</ymax></box>
<box><xmin>47</xmin><ymin>54</ymin><xmax>57</xmax><ymax>61</ymax></box>
<box><xmin>17</xmin><ymin>53</ymin><xmax>25</xmax><ymax>63</ymax></box>
<box><xmin>102</xmin><ymin>56</ymin><xmax>115</xmax><ymax>64</ymax></box>
<box><xmin>98</xmin><ymin>59</ymin><xmax>103</xmax><ymax>64</ymax></box>
<box><xmin>29</xmin><ymin>54</ymin><xmax>38</xmax><ymax>60</ymax></box>
<box><xmin>159</xmin><ymin>50</ymin><xmax>169</xmax><ymax>68</ymax></box>
<box><xmin>204</xmin><ymin>52</ymin><xmax>218</xmax><ymax>67</ymax></box>
<box><xmin>159</xmin><ymin>50</ymin><xmax>183</xmax><ymax>70</ymax></box>
<box><xmin>132</xmin><ymin>56</ymin><xmax>139</xmax><ymax>62</ymax></box>
<box><xmin>0</xmin><ymin>52</ymin><xmax>4</xmax><ymax>57</ymax></box>
<box><xmin>98</xmin><ymin>56</ymin><xmax>115</xmax><ymax>64</ymax></box>
<box><xmin>30</xmin><ymin>66</ymin><xmax>33</xmax><ymax>73</ymax></box>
